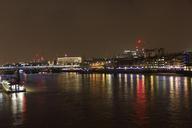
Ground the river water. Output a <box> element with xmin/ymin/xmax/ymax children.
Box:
<box><xmin>0</xmin><ymin>73</ymin><xmax>192</xmax><ymax>128</ymax></box>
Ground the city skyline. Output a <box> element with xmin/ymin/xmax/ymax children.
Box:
<box><xmin>1</xmin><ymin>1</ymin><xmax>192</xmax><ymax>128</ymax></box>
<box><xmin>0</xmin><ymin>0</ymin><xmax>192</xmax><ymax>64</ymax></box>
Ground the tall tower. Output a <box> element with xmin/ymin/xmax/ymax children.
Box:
<box><xmin>136</xmin><ymin>39</ymin><xmax>144</xmax><ymax>51</ymax></box>
<box><xmin>135</xmin><ymin>39</ymin><xmax>145</xmax><ymax>58</ymax></box>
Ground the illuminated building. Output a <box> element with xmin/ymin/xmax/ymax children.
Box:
<box><xmin>184</xmin><ymin>51</ymin><xmax>192</xmax><ymax>65</ymax></box>
<box><xmin>57</xmin><ymin>57</ymin><xmax>82</xmax><ymax>67</ymax></box>
<box><xmin>117</xmin><ymin>50</ymin><xmax>138</xmax><ymax>59</ymax></box>
<box><xmin>135</xmin><ymin>39</ymin><xmax>145</xmax><ymax>58</ymax></box>
<box><xmin>183</xmin><ymin>51</ymin><xmax>192</xmax><ymax>71</ymax></box>
<box><xmin>48</xmin><ymin>61</ymin><xmax>55</xmax><ymax>66</ymax></box>
<box><xmin>83</xmin><ymin>58</ymin><xmax>113</xmax><ymax>69</ymax></box>
<box><xmin>144</xmin><ymin>48</ymin><xmax>165</xmax><ymax>58</ymax></box>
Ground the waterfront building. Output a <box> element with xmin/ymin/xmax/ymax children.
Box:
<box><xmin>184</xmin><ymin>51</ymin><xmax>192</xmax><ymax>71</ymax></box>
<box><xmin>57</xmin><ymin>57</ymin><xmax>82</xmax><ymax>67</ymax></box>
<box><xmin>162</xmin><ymin>53</ymin><xmax>183</xmax><ymax>69</ymax></box>
<box><xmin>83</xmin><ymin>58</ymin><xmax>113</xmax><ymax>69</ymax></box>
<box><xmin>144</xmin><ymin>57</ymin><xmax>165</xmax><ymax>69</ymax></box>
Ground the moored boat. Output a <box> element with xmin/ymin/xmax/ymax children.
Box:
<box><xmin>1</xmin><ymin>80</ymin><xmax>26</xmax><ymax>93</ymax></box>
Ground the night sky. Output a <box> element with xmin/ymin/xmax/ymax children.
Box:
<box><xmin>0</xmin><ymin>0</ymin><xmax>192</xmax><ymax>64</ymax></box>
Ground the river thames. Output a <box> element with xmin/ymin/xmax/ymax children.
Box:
<box><xmin>0</xmin><ymin>73</ymin><xmax>192</xmax><ymax>128</ymax></box>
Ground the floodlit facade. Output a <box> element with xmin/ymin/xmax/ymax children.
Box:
<box><xmin>117</xmin><ymin>50</ymin><xmax>138</xmax><ymax>59</ymax></box>
<box><xmin>57</xmin><ymin>57</ymin><xmax>82</xmax><ymax>67</ymax></box>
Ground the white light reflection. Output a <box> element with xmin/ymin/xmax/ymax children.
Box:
<box><xmin>102</xmin><ymin>74</ymin><xmax>106</xmax><ymax>85</ymax></box>
<box><xmin>156</xmin><ymin>76</ymin><xmax>159</xmax><ymax>91</ymax></box>
<box><xmin>191</xmin><ymin>78</ymin><xmax>192</xmax><ymax>91</ymax></box>
<box><xmin>106</xmin><ymin>74</ymin><xmax>112</xmax><ymax>85</ymax></box>
<box><xmin>175</xmin><ymin>77</ymin><xmax>179</xmax><ymax>96</ymax></box>
<box><xmin>118</xmin><ymin>74</ymin><xmax>122</xmax><ymax>85</ymax></box>
<box><xmin>183</xmin><ymin>77</ymin><xmax>189</xmax><ymax>109</ymax></box>
<box><xmin>0</xmin><ymin>93</ymin><xmax>2</xmax><ymax>103</ymax></box>
<box><xmin>105</xmin><ymin>74</ymin><xmax>112</xmax><ymax>97</ymax></box>
<box><xmin>129</xmin><ymin>74</ymin><xmax>134</xmax><ymax>96</ymax></box>
<box><xmin>136</xmin><ymin>74</ymin><xmax>139</xmax><ymax>87</ymax></box>
<box><xmin>11</xmin><ymin>93</ymin><xmax>26</xmax><ymax>126</ymax></box>
<box><xmin>0</xmin><ymin>93</ymin><xmax>3</xmax><ymax>110</ymax></box>
<box><xmin>130</xmin><ymin>74</ymin><xmax>134</xmax><ymax>89</ymax></box>
<box><xmin>124</xmin><ymin>74</ymin><xmax>128</xmax><ymax>86</ymax></box>
<box><xmin>162</xmin><ymin>76</ymin><xmax>166</xmax><ymax>87</ymax></box>
<box><xmin>124</xmin><ymin>74</ymin><xmax>128</xmax><ymax>94</ymax></box>
<box><xmin>169</xmin><ymin>76</ymin><xmax>180</xmax><ymax>113</ymax></box>
<box><xmin>150</xmin><ymin>75</ymin><xmax>154</xmax><ymax>97</ymax></box>
<box><xmin>58</xmin><ymin>73</ymin><xmax>81</xmax><ymax>92</ymax></box>
<box><xmin>169</xmin><ymin>76</ymin><xmax>174</xmax><ymax>92</ymax></box>
<box><xmin>168</xmin><ymin>76</ymin><xmax>191</xmax><ymax>118</ymax></box>
<box><xmin>142</xmin><ymin>75</ymin><xmax>145</xmax><ymax>87</ymax></box>
<box><xmin>184</xmin><ymin>77</ymin><xmax>188</xmax><ymax>92</ymax></box>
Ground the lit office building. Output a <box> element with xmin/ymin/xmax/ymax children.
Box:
<box><xmin>117</xmin><ymin>50</ymin><xmax>138</xmax><ymax>59</ymax></box>
<box><xmin>183</xmin><ymin>51</ymin><xmax>192</xmax><ymax>71</ymax></box>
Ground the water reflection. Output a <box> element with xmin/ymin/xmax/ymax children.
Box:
<box><xmin>135</xmin><ymin>75</ymin><xmax>147</xmax><ymax>126</ymax></box>
<box><xmin>102</xmin><ymin>74</ymin><xmax>191</xmax><ymax>126</ymax></box>
<box><xmin>57</xmin><ymin>73</ymin><xmax>81</xmax><ymax>92</ymax></box>
<box><xmin>10</xmin><ymin>93</ymin><xmax>26</xmax><ymax>126</ymax></box>
<box><xmin>0</xmin><ymin>92</ymin><xmax>26</xmax><ymax>127</ymax></box>
<box><xmin>0</xmin><ymin>73</ymin><xmax>192</xmax><ymax>127</ymax></box>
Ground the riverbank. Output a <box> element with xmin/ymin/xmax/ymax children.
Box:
<box><xmin>78</xmin><ymin>69</ymin><xmax>192</xmax><ymax>76</ymax></box>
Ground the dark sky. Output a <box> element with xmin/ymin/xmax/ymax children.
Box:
<box><xmin>0</xmin><ymin>0</ymin><xmax>192</xmax><ymax>63</ymax></box>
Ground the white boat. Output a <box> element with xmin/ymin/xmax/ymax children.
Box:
<box><xmin>1</xmin><ymin>80</ymin><xmax>26</xmax><ymax>93</ymax></box>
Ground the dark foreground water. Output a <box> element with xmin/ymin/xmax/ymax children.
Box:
<box><xmin>0</xmin><ymin>73</ymin><xmax>192</xmax><ymax>128</ymax></box>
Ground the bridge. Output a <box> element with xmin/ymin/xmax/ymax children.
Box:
<box><xmin>0</xmin><ymin>65</ymin><xmax>82</xmax><ymax>74</ymax></box>
<box><xmin>0</xmin><ymin>65</ymin><xmax>81</xmax><ymax>70</ymax></box>
<box><xmin>0</xmin><ymin>65</ymin><xmax>191</xmax><ymax>75</ymax></box>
